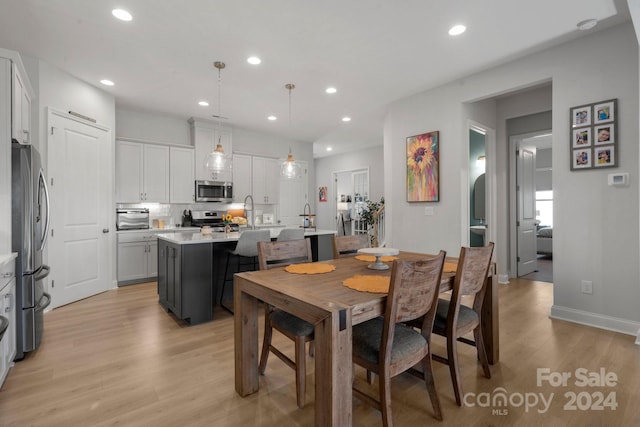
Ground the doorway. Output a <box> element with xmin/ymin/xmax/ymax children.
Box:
<box><xmin>509</xmin><ymin>130</ymin><xmax>553</xmax><ymax>282</ymax></box>
<box><xmin>466</xmin><ymin>121</ymin><xmax>495</xmax><ymax>250</ymax></box>
<box><xmin>332</xmin><ymin>168</ymin><xmax>369</xmax><ymax>236</ymax></box>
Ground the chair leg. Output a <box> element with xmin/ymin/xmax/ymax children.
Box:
<box><xmin>422</xmin><ymin>354</ymin><xmax>443</xmax><ymax>420</ymax></box>
<box><xmin>447</xmin><ymin>336</ymin><xmax>463</xmax><ymax>406</ymax></box>
<box><xmin>473</xmin><ymin>326</ymin><xmax>491</xmax><ymax>379</ymax></box>
<box><xmin>366</xmin><ymin>370</ymin><xmax>375</xmax><ymax>384</ymax></box>
<box><xmin>378</xmin><ymin>372</ymin><xmax>393</xmax><ymax>427</ymax></box>
<box><xmin>258</xmin><ymin>306</ymin><xmax>273</xmax><ymax>375</ymax></box>
<box><xmin>294</xmin><ymin>336</ymin><xmax>306</xmax><ymax>409</ymax></box>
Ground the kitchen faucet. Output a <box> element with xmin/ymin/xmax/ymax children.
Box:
<box><xmin>244</xmin><ymin>195</ymin><xmax>255</xmax><ymax>230</ymax></box>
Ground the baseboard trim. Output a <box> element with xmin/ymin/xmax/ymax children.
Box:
<box><xmin>550</xmin><ymin>305</ymin><xmax>640</xmax><ymax>343</ymax></box>
<box><xmin>498</xmin><ymin>274</ymin><xmax>510</xmax><ymax>284</ymax></box>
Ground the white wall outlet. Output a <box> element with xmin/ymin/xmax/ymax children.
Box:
<box><xmin>424</xmin><ymin>207</ymin><xmax>434</xmax><ymax>216</ymax></box>
<box><xmin>581</xmin><ymin>280</ymin><xmax>593</xmax><ymax>294</ymax></box>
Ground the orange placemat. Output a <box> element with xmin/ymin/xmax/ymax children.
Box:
<box><xmin>284</xmin><ymin>263</ymin><xmax>336</xmax><ymax>274</ymax></box>
<box><xmin>354</xmin><ymin>255</ymin><xmax>398</xmax><ymax>263</ymax></box>
<box><xmin>444</xmin><ymin>262</ymin><xmax>458</xmax><ymax>273</ymax></box>
<box><xmin>343</xmin><ymin>275</ymin><xmax>390</xmax><ymax>294</ymax></box>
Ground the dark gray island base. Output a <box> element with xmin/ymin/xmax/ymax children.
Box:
<box><xmin>156</xmin><ymin>230</ymin><xmax>335</xmax><ymax>325</ymax></box>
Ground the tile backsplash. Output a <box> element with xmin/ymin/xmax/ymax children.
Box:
<box><xmin>116</xmin><ymin>203</ymin><xmax>277</xmax><ymax>228</ymax></box>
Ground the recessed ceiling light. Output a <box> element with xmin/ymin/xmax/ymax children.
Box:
<box><xmin>342</xmin><ymin>117</ymin><xmax>351</xmax><ymax>122</ymax></box>
<box><xmin>326</xmin><ymin>87</ymin><xmax>337</xmax><ymax>94</ymax></box>
<box><xmin>100</xmin><ymin>79</ymin><xmax>114</xmax><ymax>86</ymax></box>
<box><xmin>268</xmin><ymin>115</ymin><xmax>277</xmax><ymax>121</ymax></box>
<box><xmin>112</xmin><ymin>9</ymin><xmax>132</xmax><ymax>21</ymax></box>
<box><xmin>326</xmin><ymin>147</ymin><xmax>333</xmax><ymax>152</ymax></box>
<box><xmin>577</xmin><ymin>19</ymin><xmax>598</xmax><ymax>30</ymax></box>
<box><xmin>448</xmin><ymin>24</ymin><xmax>466</xmax><ymax>36</ymax></box>
<box><xmin>198</xmin><ymin>101</ymin><xmax>209</xmax><ymax>107</ymax></box>
<box><xmin>247</xmin><ymin>56</ymin><xmax>261</xmax><ymax>65</ymax></box>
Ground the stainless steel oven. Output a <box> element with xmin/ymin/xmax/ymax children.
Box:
<box><xmin>195</xmin><ymin>180</ymin><xmax>233</xmax><ymax>203</ymax></box>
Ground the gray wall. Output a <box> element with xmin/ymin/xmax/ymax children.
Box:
<box><xmin>314</xmin><ymin>146</ymin><xmax>384</xmax><ymax>230</ymax></box>
<box><xmin>383</xmin><ymin>23</ymin><xmax>640</xmax><ymax>334</ymax></box>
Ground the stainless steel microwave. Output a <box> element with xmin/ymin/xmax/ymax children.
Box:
<box><xmin>195</xmin><ymin>180</ymin><xmax>233</xmax><ymax>203</ymax></box>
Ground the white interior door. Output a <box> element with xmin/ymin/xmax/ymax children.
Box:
<box><xmin>48</xmin><ymin>110</ymin><xmax>111</xmax><ymax>308</ymax></box>
<box><xmin>517</xmin><ymin>146</ymin><xmax>537</xmax><ymax>276</ymax></box>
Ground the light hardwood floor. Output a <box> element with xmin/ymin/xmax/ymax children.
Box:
<box><xmin>0</xmin><ymin>279</ymin><xmax>638</xmax><ymax>426</ymax></box>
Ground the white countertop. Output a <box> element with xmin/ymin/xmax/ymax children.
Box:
<box><xmin>116</xmin><ymin>227</ymin><xmax>201</xmax><ymax>234</ymax></box>
<box><xmin>157</xmin><ymin>229</ymin><xmax>336</xmax><ymax>245</ymax></box>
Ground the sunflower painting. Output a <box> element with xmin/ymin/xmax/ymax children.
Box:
<box><xmin>406</xmin><ymin>131</ymin><xmax>439</xmax><ymax>202</ymax></box>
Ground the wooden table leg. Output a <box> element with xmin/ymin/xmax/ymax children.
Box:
<box><xmin>314</xmin><ymin>308</ymin><xmax>353</xmax><ymax>426</ymax></box>
<box><xmin>234</xmin><ymin>277</ymin><xmax>259</xmax><ymax>396</ymax></box>
<box><xmin>481</xmin><ymin>274</ymin><xmax>499</xmax><ymax>364</ymax></box>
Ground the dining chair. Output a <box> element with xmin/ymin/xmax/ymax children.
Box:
<box><xmin>257</xmin><ymin>238</ymin><xmax>314</xmax><ymax>409</ymax></box>
<box><xmin>276</xmin><ymin>227</ymin><xmax>305</xmax><ymax>241</ymax></box>
<box><xmin>331</xmin><ymin>233</ymin><xmax>370</xmax><ymax>258</ymax></box>
<box><xmin>429</xmin><ymin>242</ymin><xmax>495</xmax><ymax>406</ymax></box>
<box><xmin>352</xmin><ymin>252</ymin><xmax>446</xmax><ymax>426</ymax></box>
<box><xmin>221</xmin><ymin>229</ymin><xmax>271</xmax><ymax>314</ymax></box>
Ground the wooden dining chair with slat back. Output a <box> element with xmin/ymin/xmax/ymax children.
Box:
<box><xmin>429</xmin><ymin>242</ymin><xmax>495</xmax><ymax>406</ymax></box>
<box><xmin>257</xmin><ymin>238</ymin><xmax>314</xmax><ymax>409</ymax></box>
<box><xmin>332</xmin><ymin>234</ymin><xmax>370</xmax><ymax>258</ymax></box>
<box><xmin>352</xmin><ymin>252</ymin><xmax>446</xmax><ymax>426</ymax></box>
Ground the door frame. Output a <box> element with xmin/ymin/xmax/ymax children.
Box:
<box><xmin>509</xmin><ymin>129</ymin><xmax>551</xmax><ymax>278</ymax></box>
<box><xmin>46</xmin><ymin>108</ymin><xmax>114</xmax><ymax>308</ymax></box>
<box><xmin>464</xmin><ymin>121</ymin><xmax>496</xmax><ymax>248</ymax></box>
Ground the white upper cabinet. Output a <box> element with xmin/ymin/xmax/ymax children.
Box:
<box><xmin>11</xmin><ymin>63</ymin><xmax>31</xmax><ymax>145</ymax></box>
<box><xmin>252</xmin><ymin>156</ymin><xmax>280</xmax><ymax>204</ymax></box>
<box><xmin>190</xmin><ymin>118</ymin><xmax>232</xmax><ymax>183</ymax></box>
<box><xmin>116</xmin><ymin>140</ymin><xmax>170</xmax><ymax>203</ymax></box>
<box><xmin>170</xmin><ymin>146</ymin><xmax>195</xmax><ymax>203</ymax></box>
<box><xmin>232</xmin><ymin>154</ymin><xmax>252</xmax><ymax>203</ymax></box>
<box><xmin>143</xmin><ymin>144</ymin><xmax>170</xmax><ymax>202</ymax></box>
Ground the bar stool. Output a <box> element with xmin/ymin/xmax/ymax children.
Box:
<box><xmin>276</xmin><ymin>228</ymin><xmax>305</xmax><ymax>241</ymax></box>
<box><xmin>220</xmin><ymin>229</ymin><xmax>271</xmax><ymax>313</ymax></box>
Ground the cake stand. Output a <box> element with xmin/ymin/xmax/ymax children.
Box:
<box><xmin>357</xmin><ymin>247</ymin><xmax>400</xmax><ymax>270</ymax></box>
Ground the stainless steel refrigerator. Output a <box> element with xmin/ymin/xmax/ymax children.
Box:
<box><xmin>11</xmin><ymin>142</ymin><xmax>51</xmax><ymax>360</ymax></box>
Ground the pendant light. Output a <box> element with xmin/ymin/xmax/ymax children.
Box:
<box><xmin>281</xmin><ymin>83</ymin><xmax>302</xmax><ymax>179</ymax></box>
<box><xmin>205</xmin><ymin>61</ymin><xmax>227</xmax><ymax>172</ymax></box>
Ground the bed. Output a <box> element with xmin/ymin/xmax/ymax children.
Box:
<box><xmin>536</xmin><ymin>226</ymin><xmax>553</xmax><ymax>256</ymax></box>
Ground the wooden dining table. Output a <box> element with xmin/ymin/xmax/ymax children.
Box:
<box><xmin>234</xmin><ymin>251</ymin><xmax>498</xmax><ymax>427</ymax></box>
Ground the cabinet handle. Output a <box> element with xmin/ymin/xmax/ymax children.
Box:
<box><xmin>103</xmin><ymin>228</ymin><xmax>110</xmax><ymax>233</ymax></box>
<box><xmin>140</xmin><ymin>193</ymin><xmax>144</xmax><ymax>201</ymax></box>
<box><xmin>4</xmin><ymin>293</ymin><xmax>12</xmax><ymax>312</ymax></box>
<box><xmin>0</xmin><ymin>272</ymin><xmax>12</xmax><ymax>278</ymax></box>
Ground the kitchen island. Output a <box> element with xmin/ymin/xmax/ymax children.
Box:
<box><xmin>156</xmin><ymin>229</ymin><xmax>336</xmax><ymax>324</ymax></box>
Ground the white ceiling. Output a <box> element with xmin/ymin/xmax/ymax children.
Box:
<box><xmin>0</xmin><ymin>0</ymin><xmax>627</xmax><ymax>157</ymax></box>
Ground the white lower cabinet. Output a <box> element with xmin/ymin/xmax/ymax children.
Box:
<box><xmin>117</xmin><ymin>233</ymin><xmax>158</xmax><ymax>285</ymax></box>
<box><xmin>0</xmin><ymin>259</ymin><xmax>16</xmax><ymax>389</ymax></box>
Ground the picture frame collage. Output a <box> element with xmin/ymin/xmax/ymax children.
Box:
<box><xmin>570</xmin><ymin>98</ymin><xmax>617</xmax><ymax>170</ymax></box>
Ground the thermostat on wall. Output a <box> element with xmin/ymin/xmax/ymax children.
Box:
<box><xmin>607</xmin><ymin>172</ymin><xmax>628</xmax><ymax>186</ymax></box>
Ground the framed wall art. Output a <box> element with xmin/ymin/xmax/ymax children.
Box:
<box><xmin>570</xmin><ymin>98</ymin><xmax>617</xmax><ymax>171</ymax></box>
<box><xmin>406</xmin><ymin>130</ymin><xmax>439</xmax><ymax>202</ymax></box>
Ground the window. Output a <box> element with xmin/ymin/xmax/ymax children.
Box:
<box><xmin>536</xmin><ymin>190</ymin><xmax>553</xmax><ymax>227</ymax></box>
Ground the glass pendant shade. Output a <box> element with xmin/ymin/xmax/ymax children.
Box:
<box><xmin>281</xmin><ymin>150</ymin><xmax>301</xmax><ymax>178</ymax></box>
<box><xmin>205</xmin><ymin>140</ymin><xmax>226</xmax><ymax>171</ymax></box>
